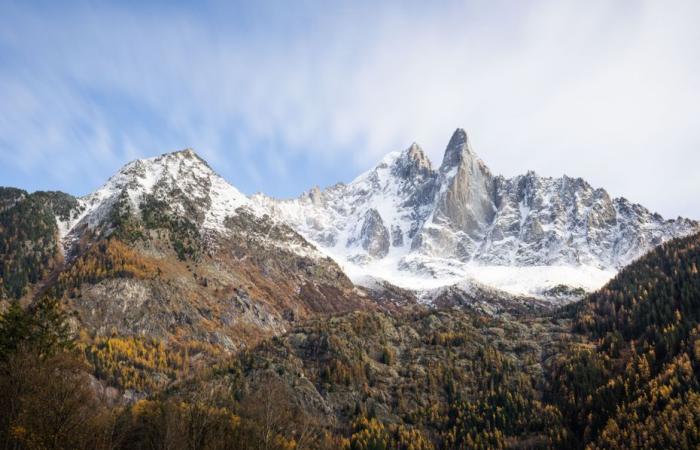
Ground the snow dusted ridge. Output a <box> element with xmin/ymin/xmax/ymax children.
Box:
<box><xmin>55</xmin><ymin>134</ymin><xmax>698</xmax><ymax>300</ymax></box>
<box><xmin>58</xmin><ymin>149</ymin><xmax>248</xmax><ymax>242</ymax></box>
<box><xmin>255</xmin><ymin>129</ymin><xmax>698</xmax><ymax>298</ymax></box>
<box><xmin>55</xmin><ymin>149</ymin><xmax>327</xmax><ymax>261</ymax></box>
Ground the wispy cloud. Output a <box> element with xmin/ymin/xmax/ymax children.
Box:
<box><xmin>0</xmin><ymin>0</ymin><xmax>698</xmax><ymax>218</ymax></box>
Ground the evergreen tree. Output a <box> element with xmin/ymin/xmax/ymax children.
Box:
<box><xmin>0</xmin><ymin>297</ymin><xmax>73</xmax><ymax>360</ymax></box>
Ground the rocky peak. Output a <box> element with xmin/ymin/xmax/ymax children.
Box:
<box><xmin>59</xmin><ymin>149</ymin><xmax>252</xmax><ymax>247</ymax></box>
<box><xmin>430</xmin><ymin>128</ymin><xmax>497</xmax><ymax>244</ymax></box>
<box><xmin>171</xmin><ymin>148</ymin><xmax>214</xmax><ymax>169</ymax></box>
<box><xmin>515</xmin><ymin>171</ymin><xmax>540</xmax><ymax>201</ymax></box>
<box><xmin>391</xmin><ymin>143</ymin><xmax>434</xmax><ymax>181</ymax></box>
<box><xmin>108</xmin><ymin>149</ymin><xmax>215</xmax><ymax>198</ymax></box>
<box><xmin>439</xmin><ymin>128</ymin><xmax>476</xmax><ymax>173</ymax></box>
<box><xmin>250</xmin><ymin>127</ymin><xmax>698</xmax><ymax>297</ymax></box>
<box><xmin>406</xmin><ymin>142</ymin><xmax>432</xmax><ymax>171</ymax></box>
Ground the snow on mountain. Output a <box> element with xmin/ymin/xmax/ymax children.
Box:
<box><xmin>254</xmin><ymin>129</ymin><xmax>698</xmax><ymax>298</ymax></box>
<box><xmin>251</xmin><ymin>142</ymin><xmax>438</xmax><ymax>284</ymax></box>
<box><xmin>58</xmin><ymin>150</ymin><xmax>245</xmax><ymax>240</ymax></box>
<box><xmin>55</xmin><ymin>138</ymin><xmax>697</xmax><ymax>300</ymax></box>
<box><xmin>55</xmin><ymin>149</ymin><xmax>326</xmax><ymax>261</ymax></box>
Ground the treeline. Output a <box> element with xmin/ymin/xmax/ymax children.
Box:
<box><xmin>109</xmin><ymin>190</ymin><xmax>202</xmax><ymax>261</ymax></box>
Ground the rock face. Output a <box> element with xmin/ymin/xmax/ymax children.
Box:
<box><xmin>417</xmin><ymin>129</ymin><xmax>498</xmax><ymax>259</ymax></box>
<box><xmin>433</xmin><ymin>129</ymin><xmax>497</xmax><ymax>240</ymax></box>
<box><xmin>256</xmin><ymin>128</ymin><xmax>698</xmax><ymax>295</ymax></box>
<box><xmin>359</xmin><ymin>209</ymin><xmax>390</xmax><ymax>258</ymax></box>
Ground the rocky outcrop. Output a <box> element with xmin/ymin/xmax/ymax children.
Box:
<box><xmin>421</xmin><ymin>129</ymin><xmax>498</xmax><ymax>257</ymax></box>
<box><xmin>359</xmin><ymin>209</ymin><xmax>390</xmax><ymax>258</ymax></box>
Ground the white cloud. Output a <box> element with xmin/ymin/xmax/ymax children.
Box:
<box><xmin>0</xmin><ymin>0</ymin><xmax>698</xmax><ymax>218</ymax></box>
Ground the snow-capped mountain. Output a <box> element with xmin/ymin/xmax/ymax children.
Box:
<box><xmin>58</xmin><ymin>149</ymin><xmax>252</xmax><ymax>247</ymax></box>
<box><xmin>255</xmin><ymin>129</ymin><xmax>698</xmax><ymax>297</ymax></box>
<box><xmin>5</xmin><ymin>134</ymin><xmax>694</xmax><ymax>354</ymax></box>
<box><xmin>48</xmin><ymin>137</ymin><xmax>698</xmax><ymax>300</ymax></box>
<box><xmin>57</xmin><ymin>149</ymin><xmax>328</xmax><ymax>260</ymax></box>
<box><xmin>36</xmin><ymin>149</ymin><xmax>371</xmax><ymax>347</ymax></box>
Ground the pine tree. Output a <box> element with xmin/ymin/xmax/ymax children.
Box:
<box><xmin>0</xmin><ymin>301</ymin><xmax>33</xmax><ymax>360</ymax></box>
<box><xmin>0</xmin><ymin>297</ymin><xmax>72</xmax><ymax>360</ymax></box>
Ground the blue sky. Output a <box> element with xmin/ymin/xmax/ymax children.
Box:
<box><xmin>0</xmin><ymin>0</ymin><xmax>699</xmax><ymax>218</ymax></box>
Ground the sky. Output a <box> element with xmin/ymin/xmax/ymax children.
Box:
<box><xmin>0</xmin><ymin>0</ymin><xmax>698</xmax><ymax>219</ymax></box>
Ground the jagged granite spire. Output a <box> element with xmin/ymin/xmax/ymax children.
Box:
<box><xmin>430</xmin><ymin>128</ymin><xmax>497</xmax><ymax>245</ymax></box>
<box><xmin>439</xmin><ymin>128</ymin><xmax>474</xmax><ymax>172</ymax></box>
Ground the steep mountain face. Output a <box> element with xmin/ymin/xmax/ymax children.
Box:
<box><xmin>1</xmin><ymin>150</ymin><xmax>369</xmax><ymax>351</ymax></box>
<box><xmin>422</xmin><ymin>128</ymin><xmax>498</xmax><ymax>257</ymax></box>
<box><xmin>256</xmin><ymin>129</ymin><xmax>697</xmax><ymax>297</ymax></box>
<box><xmin>252</xmin><ymin>144</ymin><xmax>438</xmax><ymax>271</ymax></box>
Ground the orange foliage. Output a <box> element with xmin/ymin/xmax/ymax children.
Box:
<box><xmin>56</xmin><ymin>238</ymin><xmax>159</xmax><ymax>295</ymax></box>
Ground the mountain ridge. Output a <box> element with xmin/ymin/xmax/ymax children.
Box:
<box><xmin>256</xmin><ymin>128</ymin><xmax>697</xmax><ymax>297</ymax></box>
<box><xmin>3</xmin><ymin>129</ymin><xmax>697</xmax><ymax>301</ymax></box>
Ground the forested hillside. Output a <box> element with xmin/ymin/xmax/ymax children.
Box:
<box><xmin>0</xmin><ymin>188</ymin><xmax>77</xmax><ymax>299</ymax></box>
<box><xmin>1</xmin><ymin>213</ymin><xmax>699</xmax><ymax>449</ymax></box>
<box><xmin>550</xmin><ymin>231</ymin><xmax>700</xmax><ymax>449</ymax></box>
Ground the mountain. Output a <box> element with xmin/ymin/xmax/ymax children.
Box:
<box><xmin>1</xmin><ymin>150</ymin><xmax>370</xmax><ymax>352</ymax></box>
<box><xmin>255</xmin><ymin>129</ymin><xmax>697</xmax><ymax>297</ymax></box>
<box><xmin>2</xmin><ymin>132</ymin><xmax>695</xmax><ymax>345</ymax></box>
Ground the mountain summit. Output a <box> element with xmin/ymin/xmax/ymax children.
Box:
<box><xmin>439</xmin><ymin>128</ymin><xmax>473</xmax><ymax>171</ymax></box>
<box><xmin>430</xmin><ymin>128</ymin><xmax>498</xmax><ymax>249</ymax></box>
<box><xmin>58</xmin><ymin>148</ymin><xmax>250</xmax><ymax>247</ymax></box>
